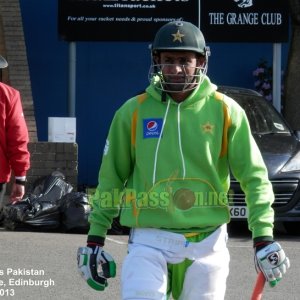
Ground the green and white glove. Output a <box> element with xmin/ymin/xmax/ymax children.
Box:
<box><xmin>77</xmin><ymin>244</ymin><xmax>116</xmax><ymax>291</ymax></box>
<box><xmin>255</xmin><ymin>241</ymin><xmax>290</xmax><ymax>287</ymax></box>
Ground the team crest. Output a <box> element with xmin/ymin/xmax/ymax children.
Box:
<box><xmin>172</xmin><ymin>30</ymin><xmax>185</xmax><ymax>43</ymax></box>
<box><xmin>201</xmin><ymin>122</ymin><xmax>215</xmax><ymax>134</ymax></box>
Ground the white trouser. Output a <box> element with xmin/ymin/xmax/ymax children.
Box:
<box><xmin>121</xmin><ymin>225</ymin><xmax>230</xmax><ymax>300</ymax></box>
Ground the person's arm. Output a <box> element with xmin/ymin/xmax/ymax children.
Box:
<box><xmin>77</xmin><ymin>106</ymin><xmax>134</xmax><ymax>291</ymax></box>
<box><xmin>88</xmin><ymin>106</ymin><xmax>134</xmax><ymax>243</ymax></box>
<box><xmin>6</xmin><ymin>89</ymin><xmax>30</xmax><ymax>201</ymax></box>
<box><xmin>228</xmin><ymin>104</ymin><xmax>289</xmax><ymax>286</ymax></box>
<box><xmin>228</xmin><ymin>107</ymin><xmax>274</xmax><ymax>239</ymax></box>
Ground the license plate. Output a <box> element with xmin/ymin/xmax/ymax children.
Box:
<box><xmin>229</xmin><ymin>206</ymin><xmax>248</xmax><ymax>218</ymax></box>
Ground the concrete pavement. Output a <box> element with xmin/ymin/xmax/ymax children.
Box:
<box><xmin>0</xmin><ymin>223</ymin><xmax>299</xmax><ymax>300</ymax></box>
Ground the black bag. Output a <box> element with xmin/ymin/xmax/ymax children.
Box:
<box><xmin>60</xmin><ymin>191</ymin><xmax>91</xmax><ymax>233</ymax></box>
<box><xmin>3</xmin><ymin>172</ymin><xmax>73</xmax><ymax>231</ymax></box>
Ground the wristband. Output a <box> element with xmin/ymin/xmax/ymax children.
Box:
<box><xmin>15</xmin><ymin>179</ymin><xmax>26</xmax><ymax>186</ymax></box>
<box><xmin>87</xmin><ymin>235</ymin><xmax>105</xmax><ymax>247</ymax></box>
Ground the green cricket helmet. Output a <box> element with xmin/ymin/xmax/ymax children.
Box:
<box><xmin>151</xmin><ymin>21</ymin><xmax>208</xmax><ymax>56</ymax></box>
<box><xmin>149</xmin><ymin>21</ymin><xmax>210</xmax><ymax>93</ymax></box>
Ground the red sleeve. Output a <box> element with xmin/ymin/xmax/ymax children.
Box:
<box><xmin>6</xmin><ymin>89</ymin><xmax>30</xmax><ymax>177</ymax></box>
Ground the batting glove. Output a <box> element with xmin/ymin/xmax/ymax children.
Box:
<box><xmin>77</xmin><ymin>244</ymin><xmax>116</xmax><ymax>291</ymax></box>
<box><xmin>254</xmin><ymin>241</ymin><xmax>290</xmax><ymax>287</ymax></box>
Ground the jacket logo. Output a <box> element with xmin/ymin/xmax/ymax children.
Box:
<box><xmin>201</xmin><ymin>122</ymin><xmax>215</xmax><ymax>134</ymax></box>
<box><xmin>143</xmin><ymin>118</ymin><xmax>163</xmax><ymax>138</ymax></box>
<box><xmin>103</xmin><ymin>139</ymin><xmax>109</xmax><ymax>155</ymax></box>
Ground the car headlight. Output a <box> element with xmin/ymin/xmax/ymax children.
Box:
<box><xmin>281</xmin><ymin>151</ymin><xmax>300</xmax><ymax>173</ymax></box>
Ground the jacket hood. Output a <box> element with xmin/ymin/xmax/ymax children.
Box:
<box><xmin>146</xmin><ymin>75</ymin><xmax>218</xmax><ymax>106</ymax></box>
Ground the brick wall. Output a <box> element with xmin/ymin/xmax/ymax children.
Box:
<box><xmin>27</xmin><ymin>142</ymin><xmax>78</xmax><ymax>190</ymax></box>
<box><xmin>5</xmin><ymin>142</ymin><xmax>78</xmax><ymax>195</ymax></box>
<box><xmin>0</xmin><ymin>0</ymin><xmax>37</xmax><ymax>141</ymax></box>
<box><xmin>1</xmin><ymin>2</ymin><xmax>79</xmax><ymax>194</ymax></box>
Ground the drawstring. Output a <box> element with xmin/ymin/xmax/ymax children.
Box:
<box><xmin>177</xmin><ymin>103</ymin><xmax>186</xmax><ymax>179</ymax></box>
<box><xmin>152</xmin><ymin>100</ymin><xmax>186</xmax><ymax>185</ymax></box>
<box><xmin>161</xmin><ymin>91</ymin><xmax>167</xmax><ymax>102</ymax></box>
<box><xmin>153</xmin><ymin>100</ymin><xmax>171</xmax><ymax>185</ymax></box>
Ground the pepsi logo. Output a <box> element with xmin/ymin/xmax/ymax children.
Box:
<box><xmin>143</xmin><ymin>118</ymin><xmax>163</xmax><ymax>138</ymax></box>
<box><xmin>147</xmin><ymin>121</ymin><xmax>158</xmax><ymax>131</ymax></box>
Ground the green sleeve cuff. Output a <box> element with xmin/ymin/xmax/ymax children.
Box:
<box><xmin>252</xmin><ymin>226</ymin><xmax>273</xmax><ymax>241</ymax></box>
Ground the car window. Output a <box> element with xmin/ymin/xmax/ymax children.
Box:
<box><xmin>232</xmin><ymin>94</ymin><xmax>291</xmax><ymax>135</ymax></box>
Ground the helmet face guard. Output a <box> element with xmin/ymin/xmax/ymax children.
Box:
<box><xmin>149</xmin><ymin>21</ymin><xmax>210</xmax><ymax>93</ymax></box>
<box><xmin>148</xmin><ymin>61</ymin><xmax>209</xmax><ymax>93</ymax></box>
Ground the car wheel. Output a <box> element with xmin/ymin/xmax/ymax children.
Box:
<box><xmin>283</xmin><ymin>222</ymin><xmax>300</xmax><ymax>235</ymax></box>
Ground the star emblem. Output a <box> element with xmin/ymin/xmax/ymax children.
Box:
<box><xmin>202</xmin><ymin>122</ymin><xmax>214</xmax><ymax>134</ymax></box>
<box><xmin>172</xmin><ymin>30</ymin><xmax>185</xmax><ymax>43</ymax></box>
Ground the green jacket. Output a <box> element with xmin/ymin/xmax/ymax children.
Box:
<box><xmin>88</xmin><ymin>76</ymin><xmax>274</xmax><ymax>241</ymax></box>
